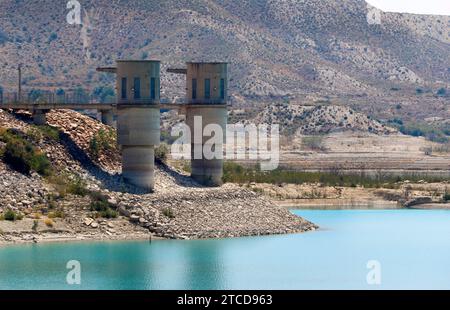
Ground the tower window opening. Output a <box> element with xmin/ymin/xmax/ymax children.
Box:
<box><xmin>204</xmin><ymin>79</ymin><xmax>211</xmax><ymax>99</ymax></box>
<box><xmin>192</xmin><ymin>79</ymin><xmax>197</xmax><ymax>100</ymax></box>
<box><xmin>134</xmin><ymin>77</ymin><xmax>141</xmax><ymax>100</ymax></box>
<box><xmin>150</xmin><ymin>77</ymin><xmax>156</xmax><ymax>100</ymax></box>
<box><xmin>121</xmin><ymin>77</ymin><xmax>127</xmax><ymax>99</ymax></box>
<box><xmin>220</xmin><ymin>78</ymin><xmax>225</xmax><ymax>100</ymax></box>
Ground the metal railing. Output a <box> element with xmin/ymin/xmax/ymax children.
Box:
<box><xmin>0</xmin><ymin>88</ymin><xmax>234</xmax><ymax>108</ymax></box>
<box><xmin>0</xmin><ymin>89</ymin><xmax>116</xmax><ymax>105</ymax></box>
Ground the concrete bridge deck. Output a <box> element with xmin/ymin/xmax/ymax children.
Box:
<box><xmin>0</xmin><ymin>102</ymin><xmax>228</xmax><ymax>127</ymax></box>
<box><xmin>0</xmin><ymin>103</ymin><xmax>186</xmax><ymax>111</ymax></box>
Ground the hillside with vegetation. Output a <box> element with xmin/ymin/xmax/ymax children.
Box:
<box><xmin>0</xmin><ymin>0</ymin><xmax>448</xmax><ymax>126</ymax></box>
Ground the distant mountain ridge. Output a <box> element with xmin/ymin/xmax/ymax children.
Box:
<box><xmin>0</xmin><ymin>0</ymin><xmax>448</xmax><ymax>109</ymax></box>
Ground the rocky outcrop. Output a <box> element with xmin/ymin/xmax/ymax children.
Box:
<box><xmin>257</xmin><ymin>104</ymin><xmax>397</xmax><ymax>135</ymax></box>
<box><xmin>0</xmin><ymin>165</ymin><xmax>51</xmax><ymax>213</ymax></box>
<box><xmin>404</xmin><ymin>197</ymin><xmax>433</xmax><ymax>208</ymax></box>
<box><xmin>46</xmin><ymin>110</ymin><xmax>121</xmax><ymax>172</ymax></box>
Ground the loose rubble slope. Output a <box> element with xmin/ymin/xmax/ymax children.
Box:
<box><xmin>0</xmin><ymin>109</ymin><xmax>316</xmax><ymax>243</ymax></box>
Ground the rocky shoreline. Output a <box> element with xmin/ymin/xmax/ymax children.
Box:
<box><xmin>0</xmin><ymin>230</ymin><xmax>153</xmax><ymax>247</ymax></box>
<box><xmin>0</xmin><ymin>178</ymin><xmax>318</xmax><ymax>245</ymax></box>
<box><xmin>111</xmin><ymin>184</ymin><xmax>318</xmax><ymax>240</ymax></box>
<box><xmin>277</xmin><ymin>199</ymin><xmax>400</xmax><ymax>210</ymax></box>
<box><xmin>0</xmin><ymin>109</ymin><xmax>317</xmax><ymax>246</ymax></box>
<box><xmin>247</xmin><ymin>182</ymin><xmax>450</xmax><ymax>210</ymax></box>
<box><xmin>2</xmin><ymin>109</ymin><xmax>449</xmax><ymax>246</ymax></box>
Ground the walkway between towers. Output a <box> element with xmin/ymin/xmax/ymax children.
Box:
<box><xmin>0</xmin><ymin>99</ymin><xmax>186</xmax><ymax>126</ymax></box>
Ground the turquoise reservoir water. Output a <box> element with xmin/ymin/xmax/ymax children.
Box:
<box><xmin>1</xmin><ymin>210</ymin><xmax>450</xmax><ymax>290</ymax></box>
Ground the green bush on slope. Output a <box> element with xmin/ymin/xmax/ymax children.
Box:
<box><xmin>0</xmin><ymin>128</ymin><xmax>52</xmax><ymax>176</ymax></box>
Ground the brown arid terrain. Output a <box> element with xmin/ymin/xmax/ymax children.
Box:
<box><xmin>0</xmin><ymin>0</ymin><xmax>449</xmax><ymax>245</ymax></box>
<box><xmin>247</xmin><ymin>182</ymin><xmax>450</xmax><ymax>210</ymax></box>
<box><xmin>290</xmin><ymin>135</ymin><xmax>447</xmax><ymax>169</ymax></box>
<box><xmin>254</xmin><ymin>103</ymin><xmax>397</xmax><ymax>135</ymax></box>
<box><xmin>0</xmin><ymin>109</ymin><xmax>316</xmax><ymax>245</ymax></box>
<box><xmin>277</xmin><ymin>130</ymin><xmax>450</xmax><ymax>176</ymax></box>
<box><xmin>218</xmin><ymin>102</ymin><xmax>450</xmax><ymax>176</ymax></box>
<box><xmin>0</xmin><ymin>0</ymin><xmax>448</xmax><ymax>121</ymax></box>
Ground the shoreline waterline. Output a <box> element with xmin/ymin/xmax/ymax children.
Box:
<box><xmin>279</xmin><ymin>201</ymin><xmax>450</xmax><ymax>210</ymax></box>
<box><xmin>2</xmin><ymin>206</ymin><xmax>450</xmax><ymax>248</ymax></box>
<box><xmin>0</xmin><ymin>233</ymin><xmax>157</xmax><ymax>248</ymax></box>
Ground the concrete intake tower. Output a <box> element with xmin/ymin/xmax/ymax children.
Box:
<box><xmin>116</xmin><ymin>60</ymin><xmax>161</xmax><ymax>191</ymax></box>
<box><xmin>3</xmin><ymin>59</ymin><xmax>229</xmax><ymax>192</ymax></box>
<box><xmin>99</xmin><ymin>60</ymin><xmax>229</xmax><ymax>190</ymax></box>
<box><xmin>185</xmin><ymin>62</ymin><xmax>228</xmax><ymax>187</ymax></box>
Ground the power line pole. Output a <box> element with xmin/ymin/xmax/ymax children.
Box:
<box><xmin>18</xmin><ymin>64</ymin><xmax>22</xmax><ymax>102</ymax></box>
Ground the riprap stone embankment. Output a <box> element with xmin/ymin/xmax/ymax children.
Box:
<box><xmin>0</xmin><ymin>109</ymin><xmax>316</xmax><ymax>244</ymax></box>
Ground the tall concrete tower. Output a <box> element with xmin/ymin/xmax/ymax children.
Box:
<box><xmin>116</xmin><ymin>60</ymin><xmax>161</xmax><ymax>191</ymax></box>
<box><xmin>185</xmin><ymin>62</ymin><xmax>228</xmax><ymax>186</ymax></box>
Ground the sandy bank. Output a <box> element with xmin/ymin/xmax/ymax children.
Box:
<box><xmin>407</xmin><ymin>203</ymin><xmax>450</xmax><ymax>210</ymax></box>
<box><xmin>276</xmin><ymin>198</ymin><xmax>400</xmax><ymax>210</ymax></box>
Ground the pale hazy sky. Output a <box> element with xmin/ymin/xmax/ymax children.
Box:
<box><xmin>366</xmin><ymin>0</ymin><xmax>450</xmax><ymax>15</ymax></box>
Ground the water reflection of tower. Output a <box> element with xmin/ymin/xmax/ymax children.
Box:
<box><xmin>183</xmin><ymin>241</ymin><xmax>224</xmax><ymax>290</ymax></box>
